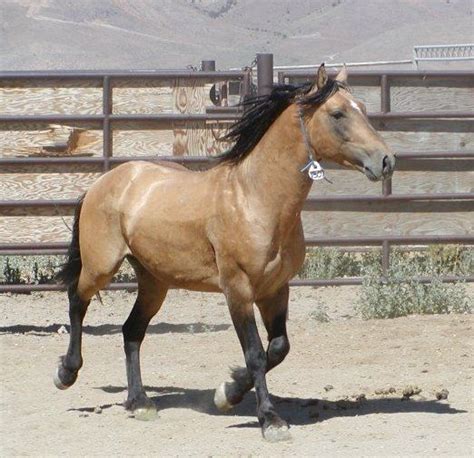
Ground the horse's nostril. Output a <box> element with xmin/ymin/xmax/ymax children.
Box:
<box><xmin>382</xmin><ymin>155</ymin><xmax>390</xmax><ymax>172</ymax></box>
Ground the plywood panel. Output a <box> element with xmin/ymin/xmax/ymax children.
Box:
<box><xmin>350</xmin><ymin>86</ymin><xmax>380</xmax><ymax>112</ymax></box>
<box><xmin>307</xmin><ymin>168</ymin><xmax>473</xmax><ymax>196</ymax></box>
<box><xmin>0</xmin><ymin>80</ymin><xmax>102</xmax><ymax>115</ymax></box>
<box><xmin>113</xmin><ymin>127</ymin><xmax>174</xmax><ymax>156</ymax></box>
<box><xmin>0</xmin><ymin>172</ymin><xmax>100</xmax><ymax>200</ymax></box>
<box><xmin>302</xmin><ymin>206</ymin><xmax>473</xmax><ymax>238</ymax></box>
<box><xmin>0</xmin><ymin>216</ymin><xmax>73</xmax><ymax>243</ymax></box>
<box><xmin>173</xmin><ymin>78</ymin><xmax>212</xmax><ymax>114</ymax></box>
<box><xmin>390</xmin><ymin>77</ymin><xmax>474</xmax><ymax>113</ymax></box>
<box><xmin>112</xmin><ymin>121</ymin><xmax>231</xmax><ymax>157</ymax></box>
<box><xmin>392</xmin><ymin>169</ymin><xmax>474</xmax><ymax>194</ymax></box>
<box><xmin>0</xmin><ymin>123</ymin><xmax>102</xmax><ymax>157</ymax></box>
<box><xmin>374</xmin><ymin>119</ymin><xmax>473</xmax><ymax>152</ymax></box>
<box><xmin>113</xmin><ymin>78</ymin><xmax>233</xmax><ymax>114</ymax></box>
<box><xmin>113</xmin><ymin>80</ymin><xmax>174</xmax><ymax>114</ymax></box>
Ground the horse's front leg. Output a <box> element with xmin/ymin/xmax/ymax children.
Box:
<box><xmin>215</xmin><ymin>284</ymin><xmax>290</xmax><ymax>410</ymax></box>
<box><xmin>222</xmin><ymin>273</ymin><xmax>291</xmax><ymax>442</ymax></box>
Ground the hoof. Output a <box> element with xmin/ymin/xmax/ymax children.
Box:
<box><xmin>125</xmin><ymin>396</ymin><xmax>157</xmax><ymax>421</ymax></box>
<box><xmin>214</xmin><ymin>382</ymin><xmax>233</xmax><ymax>412</ymax></box>
<box><xmin>132</xmin><ymin>406</ymin><xmax>158</xmax><ymax>422</ymax></box>
<box><xmin>263</xmin><ymin>423</ymin><xmax>292</xmax><ymax>443</ymax></box>
<box><xmin>53</xmin><ymin>362</ymin><xmax>77</xmax><ymax>390</ymax></box>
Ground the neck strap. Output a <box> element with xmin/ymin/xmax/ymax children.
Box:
<box><xmin>297</xmin><ymin>106</ymin><xmax>332</xmax><ymax>183</ymax></box>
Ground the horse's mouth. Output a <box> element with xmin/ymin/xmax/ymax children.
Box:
<box><xmin>352</xmin><ymin>164</ymin><xmax>380</xmax><ymax>182</ymax></box>
<box><xmin>363</xmin><ymin>166</ymin><xmax>380</xmax><ymax>182</ymax></box>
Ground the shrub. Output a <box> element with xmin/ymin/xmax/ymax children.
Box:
<box><xmin>2</xmin><ymin>258</ymin><xmax>23</xmax><ymax>284</ymax></box>
<box><xmin>0</xmin><ymin>256</ymin><xmax>59</xmax><ymax>285</ymax></box>
<box><xmin>298</xmin><ymin>247</ymin><xmax>361</xmax><ymax>279</ymax></box>
<box><xmin>356</xmin><ymin>250</ymin><xmax>472</xmax><ymax>320</ymax></box>
<box><xmin>309</xmin><ymin>302</ymin><xmax>331</xmax><ymax>323</ymax></box>
<box><xmin>0</xmin><ymin>255</ymin><xmax>137</xmax><ymax>285</ymax></box>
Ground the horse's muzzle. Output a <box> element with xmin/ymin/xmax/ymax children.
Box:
<box><xmin>363</xmin><ymin>152</ymin><xmax>395</xmax><ymax>181</ymax></box>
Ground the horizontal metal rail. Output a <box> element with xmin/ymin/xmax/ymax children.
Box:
<box><xmin>1</xmin><ymin>275</ymin><xmax>473</xmax><ymax>294</ymax></box>
<box><xmin>1</xmin><ymin>193</ymin><xmax>472</xmax><ymax>210</ymax></box>
<box><xmin>0</xmin><ymin>113</ymin><xmax>241</xmax><ymax>123</ymax></box>
<box><xmin>278</xmin><ymin>69</ymin><xmax>474</xmax><ymax>78</ymax></box>
<box><xmin>1</xmin><ymin>235</ymin><xmax>472</xmax><ymax>256</ymax></box>
<box><xmin>3</xmin><ymin>69</ymin><xmax>473</xmax><ymax>81</ymax></box>
<box><xmin>304</xmin><ymin>235</ymin><xmax>474</xmax><ymax>246</ymax></box>
<box><xmin>291</xmin><ymin>276</ymin><xmax>474</xmax><ymax>287</ymax></box>
<box><xmin>0</xmin><ymin>70</ymin><xmax>246</xmax><ymax>80</ymax></box>
<box><xmin>271</xmin><ymin>60</ymin><xmax>414</xmax><ymax>71</ymax></box>
<box><xmin>0</xmin><ymin>151</ymin><xmax>472</xmax><ymax>168</ymax></box>
<box><xmin>1</xmin><ymin>112</ymin><xmax>472</xmax><ymax>123</ymax></box>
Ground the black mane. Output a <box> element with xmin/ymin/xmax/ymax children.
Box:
<box><xmin>216</xmin><ymin>77</ymin><xmax>347</xmax><ymax>164</ymax></box>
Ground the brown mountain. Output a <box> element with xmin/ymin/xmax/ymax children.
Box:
<box><xmin>1</xmin><ymin>0</ymin><xmax>472</xmax><ymax>70</ymax></box>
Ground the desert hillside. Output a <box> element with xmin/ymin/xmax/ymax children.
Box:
<box><xmin>1</xmin><ymin>0</ymin><xmax>473</xmax><ymax>70</ymax></box>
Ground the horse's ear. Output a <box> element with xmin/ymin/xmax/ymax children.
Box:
<box><xmin>335</xmin><ymin>64</ymin><xmax>348</xmax><ymax>84</ymax></box>
<box><xmin>316</xmin><ymin>63</ymin><xmax>328</xmax><ymax>90</ymax></box>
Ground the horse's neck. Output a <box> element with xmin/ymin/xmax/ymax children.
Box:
<box><xmin>234</xmin><ymin>105</ymin><xmax>312</xmax><ymax>230</ymax></box>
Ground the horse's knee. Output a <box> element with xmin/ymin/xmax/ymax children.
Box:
<box><xmin>267</xmin><ymin>335</ymin><xmax>290</xmax><ymax>366</ymax></box>
<box><xmin>122</xmin><ymin>316</ymin><xmax>147</xmax><ymax>343</ymax></box>
<box><xmin>68</xmin><ymin>288</ymin><xmax>89</xmax><ymax>320</ymax></box>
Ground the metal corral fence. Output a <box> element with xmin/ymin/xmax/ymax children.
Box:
<box><xmin>0</xmin><ymin>54</ymin><xmax>473</xmax><ymax>292</ymax></box>
<box><xmin>413</xmin><ymin>44</ymin><xmax>474</xmax><ymax>68</ymax></box>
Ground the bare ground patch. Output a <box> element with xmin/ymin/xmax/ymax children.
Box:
<box><xmin>1</xmin><ymin>287</ymin><xmax>472</xmax><ymax>456</ymax></box>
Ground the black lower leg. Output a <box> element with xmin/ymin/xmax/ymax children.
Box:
<box><xmin>233</xmin><ymin>314</ymin><xmax>286</xmax><ymax>432</ymax></box>
<box><xmin>57</xmin><ymin>287</ymin><xmax>90</xmax><ymax>387</ymax></box>
<box><xmin>224</xmin><ymin>310</ymin><xmax>289</xmax><ymax>406</ymax></box>
<box><xmin>122</xmin><ymin>302</ymin><xmax>155</xmax><ymax>410</ymax></box>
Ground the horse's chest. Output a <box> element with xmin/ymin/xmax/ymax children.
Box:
<box><xmin>257</xmin><ymin>242</ymin><xmax>304</xmax><ymax>295</ymax></box>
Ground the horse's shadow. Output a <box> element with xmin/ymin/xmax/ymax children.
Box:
<box><xmin>1</xmin><ymin>322</ymin><xmax>230</xmax><ymax>337</ymax></box>
<box><xmin>74</xmin><ymin>385</ymin><xmax>467</xmax><ymax>427</ymax></box>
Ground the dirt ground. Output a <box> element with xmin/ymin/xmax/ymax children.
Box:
<box><xmin>1</xmin><ymin>286</ymin><xmax>473</xmax><ymax>457</ymax></box>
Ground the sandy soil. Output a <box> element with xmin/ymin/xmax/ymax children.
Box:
<box><xmin>1</xmin><ymin>286</ymin><xmax>473</xmax><ymax>457</ymax></box>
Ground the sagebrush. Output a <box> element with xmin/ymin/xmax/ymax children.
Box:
<box><xmin>356</xmin><ymin>249</ymin><xmax>472</xmax><ymax>319</ymax></box>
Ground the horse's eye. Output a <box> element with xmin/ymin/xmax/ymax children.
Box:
<box><xmin>331</xmin><ymin>111</ymin><xmax>344</xmax><ymax>120</ymax></box>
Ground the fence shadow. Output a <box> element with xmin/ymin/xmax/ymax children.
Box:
<box><xmin>0</xmin><ymin>322</ymin><xmax>231</xmax><ymax>336</ymax></box>
<box><xmin>90</xmin><ymin>384</ymin><xmax>466</xmax><ymax>427</ymax></box>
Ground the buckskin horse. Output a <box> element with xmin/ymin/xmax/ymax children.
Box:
<box><xmin>54</xmin><ymin>65</ymin><xmax>395</xmax><ymax>442</ymax></box>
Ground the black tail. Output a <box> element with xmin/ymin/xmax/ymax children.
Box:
<box><xmin>56</xmin><ymin>196</ymin><xmax>84</xmax><ymax>291</ymax></box>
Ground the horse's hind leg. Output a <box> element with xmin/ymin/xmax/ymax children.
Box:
<box><xmin>122</xmin><ymin>263</ymin><xmax>168</xmax><ymax>417</ymax></box>
<box><xmin>214</xmin><ymin>284</ymin><xmax>290</xmax><ymax>411</ymax></box>
<box><xmin>54</xmin><ymin>285</ymin><xmax>91</xmax><ymax>389</ymax></box>
<box><xmin>54</xmin><ymin>251</ymin><xmax>125</xmax><ymax>390</ymax></box>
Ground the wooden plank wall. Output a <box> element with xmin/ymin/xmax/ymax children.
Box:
<box><xmin>0</xmin><ymin>74</ymin><xmax>473</xmax><ymax>244</ymax></box>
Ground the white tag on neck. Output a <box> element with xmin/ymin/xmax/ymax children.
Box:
<box><xmin>307</xmin><ymin>160</ymin><xmax>325</xmax><ymax>181</ymax></box>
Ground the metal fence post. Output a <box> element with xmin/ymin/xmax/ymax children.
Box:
<box><xmin>257</xmin><ymin>53</ymin><xmax>273</xmax><ymax>96</ymax></box>
<box><xmin>201</xmin><ymin>60</ymin><xmax>216</xmax><ymax>72</ymax></box>
<box><xmin>380</xmin><ymin>74</ymin><xmax>392</xmax><ymax>275</ymax></box>
<box><xmin>102</xmin><ymin>76</ymin><xmax>113</xmax><ymax>172</ymax></box>
<box><xmin>241</xmin><ymin>69</ymin><xmax>252</xmax><ymax>99</ymax></box>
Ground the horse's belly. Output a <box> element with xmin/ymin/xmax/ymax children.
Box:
<box><xmin>128</xmin><ymin>225</ymin><xmax>220</xmax><ymax>290</ymax></box>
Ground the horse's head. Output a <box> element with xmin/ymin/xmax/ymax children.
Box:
<box><xmin>300</xmin><ymin>64</ymin><xmax>395</xmax><ymax>181</ymax></box>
